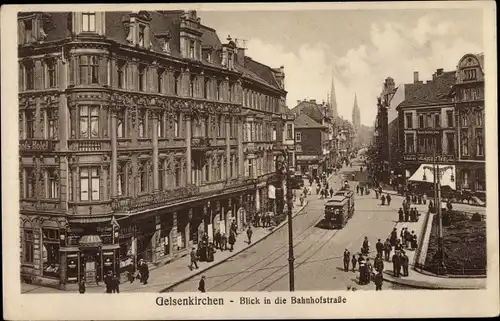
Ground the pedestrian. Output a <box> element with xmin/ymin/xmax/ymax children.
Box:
<box><xmin>246</xmin><ymin>226</ymin><xmax>253</xmax><ymax>244</ymax></box>
<box><xmin>395</xmin><ymin>239</ymin><xmax>402</xmax><ymax>252</ymax></box>
<box><xmin>374</xmin><ymin>254</ymin><xmax>384</xmax><ymax>273</ymax></box>
<box><xmin>400</xmin><ymin>228</ymin><xmax>405</xmax><ymax>245</ymax></box>
<box><xmin>343</xmin><ymin>249</ymin><xmax>351</xmax><ymax>272</ymax></box>
<box><xmin>392</xmin><ymin>251</ymin><xmax>400</xmax><ymax>277</ymax></box>
<box><xmin>398</xmin><ymin>207</ymin><xmax>404</xmax><ymax>222</ymax></box>
<box><xmin>366</xmin><ymin>258</ymin><xmax>373</xmax><ymax>283</ymax></box>
<box><xmin>78</xmin><ymin>277</ymin><xmax>86</xmax><ymax>294</ymax></box>
<box><xmin>356</xmin><ymin>184</ymin><xmax>360</xmax><ymax>195</ymax></box>
<box><xmin>381</xmin><ymin>194</ymin><xmax>386</xmax><ymax>206</ymax></box>
<box><xmin>423</xmin><ymin>193</ymin><xmax>427</xmax><ymax>205</ymax></box>
<box><xmin>329</xmin><ymin>187</ymin><xmax>334</xmax><ymax>198</ymax></box>
<box><xmin>112</xmin><ymin>274</ymin><xmax>120</xmax><ymax>293</ymax></box>
<box><xmin>362</xmin><ymin>236</ymin><xmax>370</xmax><ymax>256</ymax></box>
<box><xmin>358</xmin><ymin>257</ymin><xmax>366</xmax><ymax>285</ymax></box>
<box><xmin>405</xmin><ymin>229</ymin><xmax>412</xmax><ymax>248</ymax></box>
<box><xmin>221</xmin><ymin>233</ymin><xmax>228</xmax><ymax>251</ymax></box>
<box><xmin>215</xmin><ymin>230</ymin><xmax>221</xmax><ymax>249</ymax></box>
<box><xmin>404</xmin><ymin>207</ymin><xmax>410</xmax><ymax>222</ymax></box>
<box><xmin>375</xmin><ymin>190</ymin><xmax>379</xmax><ymax>199</ymax></box>
<box><xmin>376</xmin><ymin>239</ymin><xmax>383</xmax><ymax>258</ymax></box>
<box><xmin>378</xmin><ymin>186</ymin><xmax>383</xmax><ymax>196</ymax></box>
<box><xmin>386</xmin><ymin>194</ymin><xmax>392</xmax><ymax>206</ymax></box>
<box><xmin>198</xmin><ymin>275</ymin><xmax>206</xmax><ymax>293</ymax></box>
<box><xmin>384</xmin><ymin>238</ymin><xmax>392</xmax><ymax>261</ymax></box>
<box><xmin>228</xmin><ymin>231</ymin><xmax>236</xmax><ymax>251</ymax></box>
<box><xmin>360</xmin><ymin>185</ymin><xmax>364</xmax><ymax>195</ymax></box>
<box><xmin>374</xmin><ymin>271</ymin><xmax>383</xmax><ymax>291</ymax></box>
<box><xmin>411</xmin><ymin>231</ymin><xmax>418</xmax><ymax>250</ymax></box>
<box><xmin>189</xmin><ymin>247</ymin><xmax>199</xmax><ymax>270</ymax></box>
<box><xmin>360</xmin><ymin>166</ymin><xmax>363</xmax><ymax>172</ymax></box>
<box><xmin>401</xmin><ymin>251</ymin><xmax>409</xmax><ymax>277</ymax></box>
<box><xmin>351</xmin><ymin>254</ymin><xmax>357</xmax><ymax>272</ymax></box>
<box><xmin>390</xmin><ymin>228</ymin><xmax>397</xmax><ymax>247</ymax></box>
<box><xmin>104</xmin><ymin>271</ymin><xmax>114</xmax><ymax>293</ymax></box>
<box><xmin>139</xmin><ymin>259</ymin><xmax>149</xmax><ymax>284</ymax></box>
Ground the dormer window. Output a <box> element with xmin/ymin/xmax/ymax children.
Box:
<box><xmin>82</xmin><ymin>12</ymin><xmax>96</xmax><ymax>32</ymax></box>
<box><xmin>228</xmin><ymin>52</ymin><xmax>234</xmax><ymax>69</ymax></box>
<box><xmin>205</xmin><ymin>51</ymin><xmax>212</xmax><ymax>63</ymax></box>
<box><xmin>138</xmin><ymin>25</ymin><xmax>145</xmax><ymax>47</ymax></box>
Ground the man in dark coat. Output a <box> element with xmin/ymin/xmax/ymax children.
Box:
<box><xmin>112</xmin><ymin>274</ymin><xmax>120</xmax><ymax>293</ymax></box>
<box><xmin>381</xmin><ymin>194</ymin><xmax>386</xmax><ymax>206</ymax></box>
<box><xmin>401</xmin><ymin>252</ymin><xmax>409</xmax><ymax>277</ymax></box>
<box><xmin>404</xmin><ymin>207</ymin><xmax>410</xmax><ymax>222</ymax></box>
<box><xmin>374</xmin><ymin>254</ymin><xmax>384</xmax><ymax>273</ymax></box>
<box><xmin>351</xmin><ymin>254</ymin><xmax>357</xmax><ymax>272</ymax></box>
<box><xmin>221</xmin><ymin>233</ymin><xmax>228</xmax><ymax>251</ymax></box>
<box><xmin>384</xmin><ymin>238</ymin><xmax>392</xmax><ymax>261</ymax></box>
<box><xmin>390</xmin><ymin>228</ymin><xmax>398</xmax><ymax>246</ymax></box>
<box><xmin>356</xmin><ymin>184</ymin><xmax>360</xmax><ymax>195</ymax></box>
<box><xmin>189</xmin><ymin>247</ymin><xmax>199</xmax><ymax>270</ymax></box>
<box><xmin>78</xmin><ymin>277</ymin><xmax>86</xmax><ymax>294</ymax></box>
<box><xmin>198</xmin><ymin>275</ymin><xmax>206</xmax><ymax>293</ymax></box>
<box><xmin>246</xmin><ymin>226</ymin><xmax>253</xmax><ymax>244</ymax></box>
<box><xmin>104</xmin><ymin>271</ymin><xmax>114</xmax><ymax>293</ymax></box>
<box><xmin>228</xmin><ymin>231</ymin><xmax>236</xmax><ymax>251</ymax></box>
<box><xmin>214</xmin><ymin>230</ymin><xmax>222</xmax><ymax>249</ymax></box>
<box><xmin>386</xmin><ymin>194</ymin><xmax>392</xmax><ymax>206</ymax></box>
<box><xmin>329</xmin><ymin>187</ymin><xmax>334</xmax><ymax>198</ymax></box>
<box><xmin>376</xmin><ymin>239</ymin><xmax>384</xmax><ymax>258</ymax></box>
<box><xmin>392</xmin><ymin>252</ymin><xmax>400</xmax><ymax>277</ymax></box>
<box><xmin>398</xmin><ymin>207</ymin><xmax>404</xmax><ymax>222</ymax></box>
<box><xmin>343</xmin><ymin>249</ymin><xmax>351</xmax><ymax>272</ymax></box>
<box><xmin>374</xmin><ymin>271</ymin><xmax>383</xmax><ymax>291</ymax></box>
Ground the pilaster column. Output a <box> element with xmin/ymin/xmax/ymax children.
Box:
<box><xmin>110</xmin><ymin>110</ymin><xmax>118</xmax><ymax>197</ymax></box>
<box><xmin>225</xmin><ymin>115</ymin><xmax>231</xmax><ymax>180</ymax></box>
<box><xmin>208</xmin><ymin>154</ymin><xmax>213</xmax><ymax>182</ymax></box>
<box><xmin>152</xmin><ymin>112</ymin><xmax>159</xmax><ymax>191</ymax></box>
<box><xmin>186</xmin><ymin>209</ymin><xmax>192</xmax><ymax>248</ymax></box>
<box><xmin>237</xmin><ymin>116</ymin><xmax>244</xmax><ymax>176</ymax></box>
<box><xmin>185</xmin><ymin>113</ymin><xmax>192</xmax><ymax>185</ymax></box>
<box><xmin>255</xmin><ymin>188</ymin><xmax>260</xmax><ymax>213</ymax></box>
<box><xmin>170</xmin><ymin>211</ymin><xmax>177</xmax><ymax>254</ymax></box>
<box><xmin>225</xmin><ymin>199</ymin><xmax>231</xmax><ymax>234</ymax></box>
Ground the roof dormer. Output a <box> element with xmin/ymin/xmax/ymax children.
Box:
<box><xmin>221</xmin><ymin>35</ymin><xmax>237</xmax><ymax>70</ymax></box>
<box><xmin>18</xmin><ymin>12</ymin><xmax>55</xmax><ymax>46</ymax></box>
<box><xmin>71</xmin><ymin>11</ymin><xmax>105</xmax><ymax>37</ymax></box>
<box><xmin>123</xmin><ymin>11</ymin><xmax>153</xmax><ymax>49</ymax></box>
<box><xmin>179</xmin><ymin>10</ymin><xmax>202</xmax><ymax>60</ymax></box>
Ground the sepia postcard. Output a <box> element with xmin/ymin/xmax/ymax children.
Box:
<box><xmin>1</xmin><ymin>2</ymin><xmax>499</xmax><ymax>320</ymax></box>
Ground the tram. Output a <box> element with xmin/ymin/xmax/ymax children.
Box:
<box><xmin>324</xmin><ymin>196</ymin><xmax>352</xmax><ymax>229</ymax></box>
<box><xmin>333</xmin><ymin>189</ymin><xmax>355</xmax><ymax>219</ymax></box>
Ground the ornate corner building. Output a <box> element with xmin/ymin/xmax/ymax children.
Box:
<box><xmin>18</xmin><ymin>10</ymin><xmax>293</xmax><ymax>289</ymax></box>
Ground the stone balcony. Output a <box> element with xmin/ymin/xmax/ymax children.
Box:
<box><xmin>191</xmin><ymin>136</ymin><xmax>212</xmax><ymax>149</ymax></box>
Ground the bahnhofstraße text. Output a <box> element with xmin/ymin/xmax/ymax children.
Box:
<box><xmin>156</xmin><ymin>295</ymin><xmax>347</xmax><ymax>306</ymax></box>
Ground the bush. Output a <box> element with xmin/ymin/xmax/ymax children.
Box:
<box><xmin>471</xmin><ymin>212</ymin><xmax>483</xmax><ymax>222</ymax></box>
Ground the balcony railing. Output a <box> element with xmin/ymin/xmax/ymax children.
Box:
<box><xmin>111</xmin><ymin>185</ymin><xmax>200</xmax><ymax>212</ymax></box>
<box><xmin>191</xmin><ymin>136</ymin><xmax>212</xmax><ymax>148</ymax></box>
<box><xmin>19</xmin><ymin>139</ymin><xmax>55</xmax><ymax>152</ymax></box>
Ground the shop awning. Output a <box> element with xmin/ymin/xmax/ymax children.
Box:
<box><xmin>79</xmin><ymin>235</ymin><xmax>102</xmax><ymax>248</ymax></box>
<box><xmin>408</xmin><ymin>164</ymin><xmax>456</xmax><ymax>190</ymax></box>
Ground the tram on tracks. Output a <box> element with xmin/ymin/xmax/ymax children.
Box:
<box><xmin>324</xmin><ymin>195</ymin><xmax>354</xmax><ymax>229</ymax></box>
<box><xmin>333</xmin><ymin>189</ymin><xmax>355</xmax><ymax>215</ymax></box>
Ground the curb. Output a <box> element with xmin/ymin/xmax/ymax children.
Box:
<box><xmin>159</xmin><ymin>200</ymin><xmax>309</xmax><ymax>293</ymax></box>
<box><xmin>382</xmin><ymin>272</ymin><xmax>486</xmax><ymax>290</ymax></box>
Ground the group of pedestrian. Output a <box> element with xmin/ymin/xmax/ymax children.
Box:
<box><xmin>380</xmin><ymin>194</ymin><xmax>392</xmax><ymax>206</ymax></box>
<box><xmin>253</xmin><ymin>212</ymin><xmax>272</xmax><ymax>228</ymax></box>
<box><xmin>400</xmin><ymin>201</ymin><xmax>421</xmax><ymax>222</ymax></box>
<box><xmin>392</xmin><ymin>250</ymin><xmax>410</xmax><ymax>277</ymax></box>
<box><xmin>214</xmin><ymin>230</ymin><xmax>229</xmax><ymax>251</ymax></box>
<box><xmin>355</xmin><ymin>184</ymin><xmax>369</xmax><ymax>196</ymax></box>
<box><xmin>104</xmin><ymin>271</ymin><xmax>121</xmax><ymax>293</ymax></box>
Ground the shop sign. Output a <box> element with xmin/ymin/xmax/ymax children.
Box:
<box><xmin>403</xmin><ymin>154</ymin><xmax>417</xmax><ymax>161</ymax></box>
<box><xmin>268</xmin><ymin>185</ymin><xmax>276</xmax><ymax>200</ymax></box>
<box><xmin>97</xmin><ymin>226</ymin><xmax>113</xmax><ymax>245</ymax></box>
<box><xmin>67</xmin><ymin>227</ymin><xmax>84</xmax><ymax>246</ymax></box>
<box><xmin>417</xmin><ymin>129</ymin><xmax>441</xmax><ymax>135</ymax></box>
<box><xmin>19</xmin><ymin>139</ymin><xmax>53</xmax><ymax>152</ymax></box>
<box><xmin>297</xmin><ymin>155</ymin><xmax>318</xmax><ymax>161</ymax></box>
<box><xmin>418</xmin><ymin>155</ymin><xmax>455</xmax><ymax>162</ymax></box>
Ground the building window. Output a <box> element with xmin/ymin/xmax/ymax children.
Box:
<box><xmin>138</xmin><ymin>25</ymin><xmax>145</xmax><ymax>47</ymax></box>
<box><xmin>79</xmin><ymin>106</ymin><xmax>99</xmax><ymax>138</ymax></box>
<box><xmin>189</xmin><ymin>40</ymin><xmax>195</xmax><ymax>59</ymax></box>
<box><xmin>174</xmin><ymin>112</ymin><xmax>181</xmax><ymax>137</ymax></box>
<box><xmin>25</xmin><ymin>110</ymin><xmax>35</xmax><ymax>139</ymax></box>
<box><xmin>426</xmin><ymin>114</ymin><xmax>433</xmax><ymax>128</ymax></box>
<box><xmin>189</xmin><ymin>75</ymin><xmax>196</xmax><ymax>97</ymax></box>
<box><xmin>228</xmin><ymin>84</ymin><xmax>232</xmax><ymax>102</ymax></box>
<box><xmin>24</xmin><ymin>19</ymin><xmax>33</xmax><ymax>43</ymax></box>
<box><xmin>446</xmin><ymin>133</ymin><xmax>455</xmax><ymax>155</ymax></box>
<box><xmin>247</xmin><ymin>159</ymin><xmax>253</xmax><ymax>178</ymax></box>
<box><xmin>42</xmin><ymin>229</ymin><xmax>60</xmax><ymax>278</ymax></box>
<box><xmin>218</xmin><ymin>115</ymin><xmax>223</xmax><ymax>137</ymax></box>
<box><xmin>476</xmin><ymin>128</ymin><xmax>484</xmax><ymax>156</ymax></box>
<box><xmin>82</xmin><ymin>12</ymin><xmax>96</xmax><ymax>32</ymax></box>
<box><xmin>272</xmin><ymin>126</ymin><xmax>277</xmax><ymax>141</ymax></box>
<box><xmin>461</xmin><ymin>129</ymin><xmax>469</xmax><ymax>156</ymax></box>
<box><xmin>174</xmin><ymin>72</ymin><xmax>180</xmax><ymax>95</ymax></box>
<box><xmin>216</xmin><ymin>81</ymin><xmax>222</xmax><ymax>101</ymax></box>
<box><xmin>23</xmin><ymin>230</ymin><xmax>34</xmax><ymax>264</ymax></box>
<box><xmin>47</xmin><ymin>109</ymin><xmax>57</xmax><ymax>139</ymax></box>
<box><xmin>476</xmin><ymin>110</ymin><xmax>483</xmax><ymax>127</ymax></box>
<box><xmin>79</xmin><ymin>56</ymin><xmax>99</xmax><ymax>84</ymax></box>
<box><xmin>476</xmin><ymin>169</ymin><xmax>485</xmax><ymax>191</ymax></box>
<box><xmin>405</xmin><ymin>134</ymin><xmax>415</xmax><ymax>153</ymax></box>
<box><xmin>418</xmin><ymin>114</ymin><xmax>424</xmax><ymax>128</ymax></box>
<box><xmin>138</xmin><ymin>109</ymin><xmax>146</xmax><ymax>138</ymax></box>
<box><xmin>204</xmin><ymin>78</ymin><xmax>210</xmax><ymax>99</ymax></box>
<box><xmin>138</xmin><ymin>65</ymin><xmax>146</xmax><ymax>91</ymax></box>
<box><xmin>461</xmin><ymin>114</ymin><xmax>468</xmax><ymax>127</ymax></box>
<box><xmin>117</xmin><ymin>60</ymin><xmax>125</xmax><ymax>89</ymax></box>
<box><xmin>295</xmin><ymin>132</ymin><xmax>302</xmax><ymax>142</ymax></box>
<box><xmin>463</xmin><ymin>69</ymin><xmax>477</xmax><ymax>81</ymax></box>
<box><xmin>139</xmin><ymin>162</ymin><xmax>148</xmax><ymax>193</ymax></box>
<box><xmin>462</xmin><ymin>170</ymin><xmax>469</xmax><ymax>189</ymax></box>
<box><xmin>117</xmin><ymin>163</ymin><xmax>127</xmax><ymax>196</ymax></box>
<box><xmin>434</xmin><ymin>114</ymin><xmax>440</xmax><ymax>128</ymax></box>
<box><xmin>80</xmin><ymin>167</ymin><xmax>100</xmax><ymax>201</ymax></box>
<box><xmin>405</xmin><ymin>113</ymin><xmax>413</xmax><ymax>129</ymax></box>
<box><xmin>24</xmin><ymin>168</ymin><xmax>36</xmax><ymax>198</ymax></box>
<box><xmin>47</xmin><ymin>59</ymin><xmax>56</xmax><ymax>88</ymax></box>
<box><xmin>117</xmin><ymin>110</ymin><xmax>125</xmax><ymax>138</ymax></box>
<box><xmin>175</xmin><ymin>165</ymin><xmax>181</xmax><ymax>187</ymax></box>
<box><xmin>47</xmin><ymin>168</ymin><xmax>59</xmax><ymax>199</ymax></box>
<box><xmin>286</xmin><ymin>124</ymin><xmax>293</xmax><ymax>140</ymax></box>
<box><xmin>157</xmin><ymin>69</ymin><xmax>164</xmax><ymax>93</ymax></box>
<box><xmin>25</xmin><ymin>61</ymin><xmax>35</xmax><ymax>90</ymax></box>
<box><xmin>447</xmin><ymin>110</ymin><xmax>453</xmax><ymax>127</ymax></box>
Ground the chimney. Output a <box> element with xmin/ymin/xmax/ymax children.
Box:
<box><xmin>413</xmin><ymin>71</ymin><xmax>419</xmax><ymax>83</ymax></box>
<box><xmin>237</xmin><ymin>47</ymin><xmax>245</xmax><ymax>66</ymax></box>
<box><xmin>297</xmin><ymin>100</ymin><xmax>301</xmax><ymax>104</ymax></box>
<box><xmin>437</xmin><ymin>68</ymin><xmax>444</xmax><ymax>76</ymax></box>
<box><xmin>310</xmin><ymin>99</ymin><xmax>316</xmax><ymax>104</ymax></box>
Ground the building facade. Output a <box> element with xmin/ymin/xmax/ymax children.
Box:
<box><xmin>452</xmin><ymin>53</ymin><xmax>485</xmax><ymax>200</ymax></box>
<box><xmin>397</xmin><ymin>69</ymin><xmax>456</xmax><ymax>182</ymax></box>
<box><xmin>293</xmin><ymin>113</ymin><xmax>329</xmax><ymax>178</ymax></box>
<box><xmin>18</xmin><ymin>10</ymin><xmax>293</xmax><ymax>289</ymax></box>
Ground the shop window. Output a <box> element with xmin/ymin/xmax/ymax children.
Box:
<box><xmin>476</xmin><ymin>128</ymin><xmax>484</xmax><ymax>156</ymax></box>
<box><xmin>117</xmin><ymin>110</ymin><xmax>125</xmax><ymax>138</ymax></box>
<box><xmin>24</xmin><ymin>230</ymin><xmax>34</xmax><ymax>264</ymax></box>
<box><xmin>42</xmin><ymin>229</ymin><xmax>60</xmax><ymax>277</ymax></box>
<box><xmin>80</xmin><ymin>167</ymin><xmax>100</xmax><ymax>201</ymax></box>
<box><xmin>79</xmin><ymin>105</ymin><xmax>99</xmax><ymax>138</ymax></box>
<box><xmin>82</xmin><ymin>12</ymin><xmax>96</xmax><ymax>32</ymax></box>
<box><xmin>47</xmin><ymin>168</ymin><xmax>59</xmax><ymax>199</ymax></box>
<box><xmin>461</xmin><ymin>129</ymin><xmax>469</xmax><ymax>156</ymax></box>
<box><xmin>447</xmin><ymin>110</ymin><xmax>453</xmax><ymax>127</ymax></box>
<box><xmin>47</xmin><ymin>59</ymin><xmax>57</xmax><ymax>88</ymax></box>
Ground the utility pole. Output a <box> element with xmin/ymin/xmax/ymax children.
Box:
<box><xmin>285</xmin><ymin>151</ymin><xmax>295</xmax><ymax>291</ymax></box>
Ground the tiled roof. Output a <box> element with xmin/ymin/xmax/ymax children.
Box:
<box><xmin>398</xmin><ymin>71</ymin><xmax>456</xmax><ymax>108</ymax></box>
<box><xmin>290</xmin><ymin>101</ymin><xmax>329</xmax><ymax>124</ymax></box>
<box><xmin>476</xmin><ymin>52</ymin><xmax>484</xmax><ymax>71</ymax></box>
<box><xmin>243</xmin><ymin>57</ymin><xmax>280</xmax><ymax>88</ymax></box>
<box><xmin>294</xmin><ymin>113</ymin><xmax>325</xmax><ymax>128</ymax></box>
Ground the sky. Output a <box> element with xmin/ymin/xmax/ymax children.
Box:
<box><xmin>198</xmin><ymin>8</ymin><xmax>484</xmax><ymax>126</ymax></box>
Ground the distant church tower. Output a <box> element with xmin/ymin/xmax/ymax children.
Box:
<box><xmin>352</xmin><ymin>93</ymin><xmax>360</xmax><ymax>130</ymax></box>
<box><xmin>330</xmin><ymin>72</ymin><xmax>339</xmax><ymax>118</ymax></box>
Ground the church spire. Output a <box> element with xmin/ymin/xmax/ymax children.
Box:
<box><xmin>352</xmin><ymin>93</ymin><xmax>360</xmax><ymax>130</ymax></box>
<box><xmin>330</xmin><ymin>71</ymin><xmax>338</xmax><ymax>118</ymax></box>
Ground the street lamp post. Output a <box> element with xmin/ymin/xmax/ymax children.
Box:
<box><xmin>276</xmin><ymin>149</ymin><xmax>295</xmax><ymax>291</ymax></box>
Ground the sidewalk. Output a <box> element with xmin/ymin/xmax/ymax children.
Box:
<box><xmin>22</xmin><ymin>197</ymin><xmax>309</xmax><ymax>294</ymax></box>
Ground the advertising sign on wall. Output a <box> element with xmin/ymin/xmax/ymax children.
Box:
<box><xmin>268</xmin><ymin>185</ymin><xmax>276</xmax><ymax>200</ymax></box>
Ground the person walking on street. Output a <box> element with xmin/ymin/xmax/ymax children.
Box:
<box><xmin>343</xmin><ymin>249</ymin><xmax>351</xmax><ymax>272</ymax></box>
<box><xmin>404</xmin><ymin>207</ymin><xmax>410</xmax><ymax>222</ymax></box>
<box><xmin>386</xmin><ymin>194</ymin><xmax>392</xmax><ymax>206</ymax></box>
<box><xmin>329</xmin><ymin>187</ymin><xmax>334</xmax><ymax>198</ymax></box>
<box><xmin>246</xmin><ymin>226</ymin><xmax>253</xmax><ymax>244</ymax></box>
<box><xmin>374</xmin><ymin>254</ymin><xmax>384</xmax><ymax>273</ymax></box>
<box><xmin>390</xmin><ymin>228</ymin><xmax>398</xmax><ymax>247</ymax></box>
<box><xmin>221</xmin><ymin>233</ymin><xmax>228</xmax><ymax>251</ymax></box>
<box><xmin>78</xmin><ymin>277</ymin><xmax>86</xmax><ymax>294</ymax></box>
<box><xmin>189</xmin><ymin>247</ymin><xmax>199</xmax><ymax>270</ymax></box>
<box><xmin>351</xmin><ymin>254</ymin><xmax>357</xmax><ymax>272</ymax></box>
<box><xmin>398</xmin><ymin>207</ymin><xmax>404</xmax><ymax>222</ymax></box>
<box><xmin>112</xmin><ymin>274</ymin><xmax>120</xmax><ymax>293</ymax></box>
<box><xmin>384</xmin><ymin>238</ymin><xmax>392</xmax><ymax>261</ymax></box>
<box><xmin>366</xmin><ymin>259</ymin><xmax>373</xmax><ymax>283</ymax></box>
<box><xmin>375</xmin><ymin>190</ymin><xmax>379</xmax><ymax>199</ymax></box>
<box><xmin>376</xmin><ymin>239</ymin><xmax>384</xmax><ymax>258</ymax></box>
<box><xmin>358</xmin><ymin>257</ymin><xmax>367</xmax><ymax>285</ymax></box>
<box><xmin>356</xmin><ymin>184</ymin><xmax>360</xmax><ymax>195</ymax></box>
<box><xmin>214</xmin><ymin>230</ymin><xmax>221</xmax><ymax>249</ymax></box>
<box><xmin>228</xmin><ymin>231</ymin><xmax>236</xmax><ymax>251</ymax></box>
<box><xmin>104</xmin><ymin>271</ymin><xmax>114</xmax><ymax>293</ymax></box>
<box><xmin>411</xmin><ymin>231</ymin><xmax>418</xmax><ymax>250</ymax></box>
<box><xmin>374</xmin><ymin>271</ymin><xmax>383</xmax><ymax>291</ymax></box>
<box><xmin>139</xmin><ymin>259</ymin><xmax>149</xmax><ymax>284</ymax></box>
<box><xmin>423</xmin><ymin>193</ymin><xmax>427</xmax><ymax>205</ymax></box>
<box><xmin>401</xmin><ymin>251</ymin><xmax>409</xmax><ymax>277</ymax></box>
<box><xmin>381</xmin><ymin>194</ymin><xmax>386</xmax><ymax>206</ymax></box>
<box><xmin>392</xmin><ymin>251</ymin><xmax>400</xmax><ymax>277</ymax></box>
<box><xmin>198</xmin><ymin>276</ymin><xmax>206</xmax><ymax>293</ymax></box>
